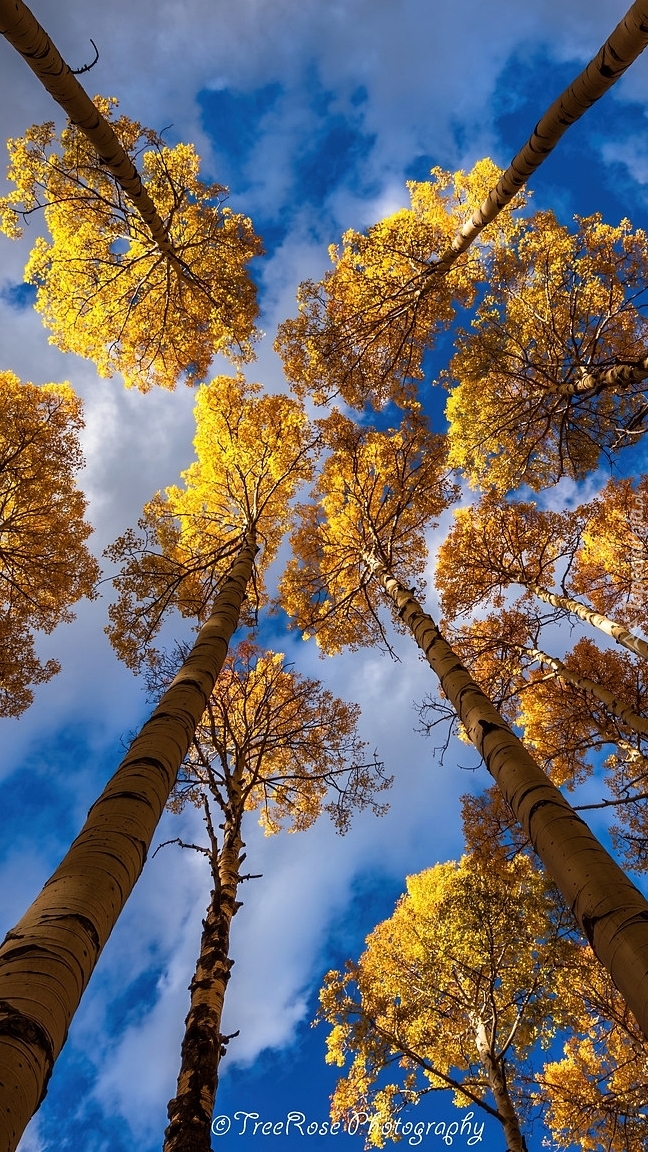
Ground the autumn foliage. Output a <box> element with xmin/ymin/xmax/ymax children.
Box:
<box><xmin>164</xmin><ymin>639</ymin><xmax>391</xmax><ymax>837</ymax></box>
<box><xmin>0</xmin><ymin>99</ymin><xmax>262</xmax><ymax>391</ymax></box>
<box><xmin>276</xmin><ymin>160</ymin><xmax>524</xmax><ymax>409</ymax></box>
<box><xmin>4</xmin><ymin>13</ymin><xmax>648</xmax><ymax>1147</ymax></box>
<box><xmin>320</xmin><ymin>853</ymin><xmax>576</xmax><ymax>1150</ymax></box>
<box><xmin>280</xmin><ymin>407</ymin><xmax>457</xmax><ymax>653</ymax></box>
<box><xmin>0</xmin><ymin>371</ymin><xmax>99</xmax><ymax>715</ymax></box>
<box><xmin>435</xmin><ymin>487</ymin><xmax>648</xmax><ymax>889</ymax></box>
<box><xmin>573</xmin><ymin>475</ymin><xmax>648</xmax><ymax>629</ymax></box>
<box><xmin>107</xmin><ymin>374</ymin><xmax>316</xmax><ymax>667</ymax></box>
<box><xmin>322</xmin><ymin>849</ymin><xmax>648</xmax><ymax>1150</ymax></box>
<box><xmin>445</xmin><ymin>211</ymin><xmax>648</xmax><ymax>490</ymax></box>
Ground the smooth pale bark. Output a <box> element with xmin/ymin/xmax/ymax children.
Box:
<box><xmin>524</xmin><ymin>645</ymin><xmax>648</xmax><ymax>739</ymax></box>
<box><xmin>522</xmin><ymin>582</ymin><xmax>648</xmax><ymax>662</ymax></box>
<box><xmin>366</xmin><ymin>555</ymin><xmax>648</xmax><ymax>1040</ymax></box>
<box><xmin>473</xmin><ymin>1020</ymin><xmax>527</xmax><ymax>1152</ymax></box>
<box><xmin>546</xmin><ymin>357</ymin><xmax>648</xmax><ymax>397</ymax></box>
<box><xmin>164</xmin><ymin>788</ymin><xmax>245</xmax><ymax>1152</ymax></box>
<box><xmin>0</xmin><ymin>534</ymin><xmax>257</xmax><ymax>1152</ymax></box>
<box><xmin>0</xmin><ymin>0</ymin><xmax>182</xmax><ymax>270</ymax></box>
<box><xmin>434</xmin><ymin>0</ymin><xmax>648</xmax><ymax>270</ymax></box>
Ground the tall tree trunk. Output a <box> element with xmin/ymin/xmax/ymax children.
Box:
<box><xmin>524</xmin><ymin>645</ymin><xmax>648</xmax><ymax>739</ymax></box>
<box><xmin>0</xmin><ymin>533</ymin><xmax>257</xmax><ymax>1152</ymax></box>
<box><xmin>366</xmin><ymin>554</ymin><xmax>648</xmax><ymax>1040</ymax></box>
<box><xmin>434</xmin><ymin>0</ymin><xmax>648</xmax><ymax>270</ymax></box>
<box><xmin>473</xmin><ymin>1020</ymin><xmax>527</xmax><ymax>1152</ymax></box>
<box><xmin>163</xmin><ymin>791</ymin><xmax>245</xmax><ymax>1152</ymax></box>
<box><xmin>522</xmin><ymin>582</ymin><xmax>648</xmax><ymax>662</ymax></box>
<box><xmin>0</xmin><ymin>0</ymin><xmax>184</xmax><ymax>271</ymax></box>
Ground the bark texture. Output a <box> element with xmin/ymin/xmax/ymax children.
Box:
<box><xmin>473</xmin><ymin>1020</ymin><xmax>527</xmax><ymax>1152</ymax></box>
<box><xmin>0</xmin><ymin>0</ymin><xmax>181</xmax><ymax>267</ymax></box>
<box><xmin>524</xmin><ymin>645</ymin><xmax>648</xmax><ymax>738</ymax></box>
<box><xmin>560</xmin><ymin>356</ymin><xmax>648</xmax><ymax>398</ymax></box>
<box><xmin>0</xmin><ymin>536</ymin><xmax>256</xmax><ymax>1152</ymax></box>
<box><xmin>434</xmin><ymin>0</ymin><xmax>648</xmax><ymax>269</ymax></box>
<box><xmin>163</xmin><ymin>793</ymin><xmax>244</xmax><ymax>1152</ymax></box>
<box><xmin>368</xmin><ymin>556</ymin><xmax>648</xmax><ymax>1040</ymax></box>
<box><xmin>524</xmin><ymin>582</ymin><xmax>648</xmax><ymax>662</ymax></box>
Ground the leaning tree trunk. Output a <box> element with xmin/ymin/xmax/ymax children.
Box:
<box><xmin>0</xmin><ymin>533</ymin><xmax>257</xmax><ymax>1152</ymax></box>
<box><xmin>0</xmin><ymin>0</ymin><xmax>183</xmax><ymax>271</ymax></box>
<box><xmin>523</xmin><ymin>645</ymin><xmax>648</xmax><ymax>739</ymax></box>
<box><xmin>434</xmin><ymin>0</ymin><xmax>648</xmax><ymax>271</ymax></box>
<box><xmin>164</xmin><ymin>791</ymin><xmax>245</xmax><ymax>1152</ymax></box>
<box><xmin>473</xmin><ymin>1020</ymin><xmax>527</xmax><ymax>1152</ymax></box>
<box><xmin>521</xmin><ymin>582</ymin><xmax>648</xmax><ymax>662</ymax></box>
<box><xmin>366</xmin><ymin>554</ymin><xmax>648</xmax><ymax>1040</ymax></box>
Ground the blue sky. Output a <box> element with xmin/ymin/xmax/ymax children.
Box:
<box><xmin>2</xmin><ymin>2</ymin><xmax>648</xmax><ymax>1150</ymax></box>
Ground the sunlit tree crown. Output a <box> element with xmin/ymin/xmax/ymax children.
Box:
<box><xmin>445</xmin><ymin>210</ymin><xmax>648</xmax><ymax>490</ymax></box>
<box><xmin>107</xmin><ymin>374</ymin><xmax>317</xmax><ymax>667</ymax></box>
<box><xmin>0</xmin><ymin>98</ymin><xmax>262</xmax><ymax>391</ymax></box>
<box><xmin>276</xmin><ymin>159</ymin><xmax>524</xmax><ymax>410</ymax></box>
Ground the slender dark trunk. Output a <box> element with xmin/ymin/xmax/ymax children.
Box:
<box><xmin>163</xmin><ymin>794</ymin><xmax>245</xmax><ymax>1152</ymax></box>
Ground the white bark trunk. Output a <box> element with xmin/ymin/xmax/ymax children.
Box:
<box><xmin>0</xmin><ymin>0</ymin><xmax>184</xmax><ymax>270</ymax></box>
<box><xmin>368</xmin><ymin>554</ymin><xmax>648</xmax><ymax>1044</ymax></box>
<box><xmin>525</xmin><ymin>645</ymin><xmax>648</xmax><ymax>738</ymax></box>
<box><xmin>434</xmin><ymin>1</ymin><xmax>648</xmax><ymax>269</ymax></box>
<box><xmin>0</xmin><ymin>535</ymin><xmax>257</xmax><ymax>1152</ymax></box>
<box><xmin>555</xmin><ymin>356</ymin><xmax>648</xmax><ymax>398</ymax></box>
<box><xmin>473</xmin><ymin>1020</ymin><xmax>527</xmax><ymax>1152</ymax></box>
<box><xmin>524</xmin><ymin>582</ymin><xmax>648</xmax><ymax>662</ymax></box>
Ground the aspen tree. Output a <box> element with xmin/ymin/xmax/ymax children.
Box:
<box><xmin>277</xmin><ymin>1</ymin><xmax>648</xmax><ymax>411</ymax></box>
<box><xmin>537</xmin><ymin>958</ymin><xmax>648</xmax><ymax>1150</ymax></box>
<box><xmin>0</xmin><ymin>541</ymin><xmax>254</xmax><ymax>1152</ymax></box>
<box><xmin>320</xmin><ymin>854</ymin><xmax>577</xmax><ymax>1152</ymax></box>
<box><xmin>524</xmin><ymin>643</ymin><xmax>648</xmax><ymax>741</ymax></box>
<box><xmin>106</xmin><ymin>374</ymin><xmax>316</xmax><ymax>666</ymax></box>
<box><xmin>0</xmin><ymin>102</ymin><xmax>261</xmax><ymax>391</ymax></box>
<box><xmin>573</xmin><ymin>475</ymin><xmax>648</xmax><ymax>630</ymax></box>
<box><xmin>280</xmin><ymin>413</ymin><xmax>648</xmax><ymax>1038</ymax></box>
<box><xmin>434</xmin><ymin>491</ymin><xmax>648</xmax><ymax>857</ymax></box>
<box><xmin>158</xmin><ymin>640</ymin><xmax>390</xmax><ymax>1152</ymax></box>
<box><xmin>437</xmin><ymin>609</ymin><xmax>648</xmax><ymax>875</ymax></box>
<box><xmin>276</xmin><ymin>161</ymin><xmax>521</xmax><ymax>408</ymax></box>
<box><xmin>0</xmin><ymin>370</ymin><xmax>99</xmax><ymax>715</ymax></box>
<box><xmin>435</xmin><ymin>0</ymin><xmax>648</xmax><ymax>265</ymax></box>
<box><xmin>436</xmin><ymin>493</ymin><xmax>648</xmax><ymax>662</ymax></box>
<box><xmin>445</xmin><ymin>212</ymin><xmax>648</xmax><ymax>490</ymax></box>
<box><xmin>0</xmin><ymin>0</ymin><xmax>187</xmax><ymax>266</ymax></box>
<box><xmin>0</xmin><ymin>375</ymin><xmax>316</xmax><ymax>1152</ymax></box>
<box><xmin>512</xmin><ymin>638</ymin><xmax>648</xmax><ymax>877</ymax></box>
<box><xmin>524</xmin><ymin>586</ymin><xmax>648</xmax><ymax>661</ymax></box>
<box><xmin>442</xmin><ymin>611</ymin><xmax>648</xmax><ymax>759</ymax></box>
